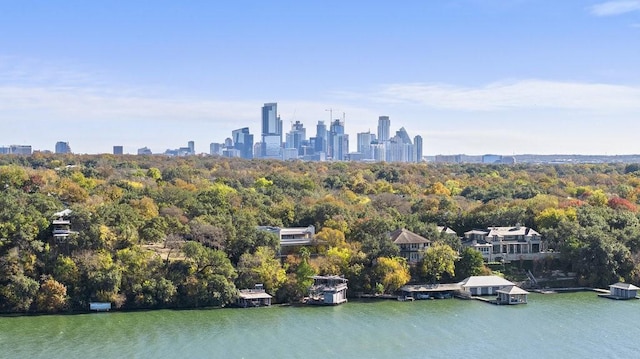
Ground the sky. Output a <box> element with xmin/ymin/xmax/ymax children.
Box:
<box><xmin>1</xmin><ymin>0</ymin><xmax>639</xmax><ymax>155</ymax></box>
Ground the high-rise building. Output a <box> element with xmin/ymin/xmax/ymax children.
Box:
<box><xmin>113</xmin><ymin>146</ymin><xmax>124</xmax><ymax>155</ymax></box>
<box><xmin>414</xmin><ymin>135</ymin><xmax>423</xmax><ymax>163</ymax></box>
<box><xmin>357</xmin><ymin>131</ymin><xmax>374</xmax><ymax>160</ymax></box>
<box><xmin>232</xmin><ymin>127</ymin><xmax>254</xmax><ymax>159</ymax></box>
<box><xmin>314</xmin><ymin>121</ymin><xmax>328</xmax><ymax>154</ymax></box>
<box><xmin>261</xmin><ymin>103</ymin><xmax>282</xmax><ymax>159</ymax></box>
<box><xmin>55</xmin><ymin>141</ymin><xmax>71</xmax><ymax>154</ymax></box>
<box><xmin>188</xmin><ymin>141</ymin><xmax>195</xmax><ymax>155</ymax></box>
<box><xmin>285</xmin><ymin>121</ymin><xmax>306</xmax><ymax>155</ymax></box>
<box><xmin>329</xmin><ymin>119</ymin><xmax>348</xmax><ymax>161</ymax></box>
<box><xmin>377</xmin><ymin>116</ymin><xmax>390</xmax><ymax>142</ymax></box>
<box><xmin>7</xmin><ymin>145</ymin><xmax>32</xmax><ymax>155</ymax></box>
<box><xmin>210</xmin><ymin>143</ymin><xmax>224</xmax><ymax>156</ymax></box>
<box><xmin>137</xmin><ymin>147</ymin><xmax>152</xmax><ymax>155</ymax></box>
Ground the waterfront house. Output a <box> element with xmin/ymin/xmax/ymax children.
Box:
<box><xmin>607</xmin><ymin>282</ymin><xmax>639</xmax><ymax>300</ymax></box>
<box><xmin>459</xmin><ymin>275</ymin><xmax>515</xmax><ymax>296</ymax></box>
<box><xmin>389</xmin><ymin>228</ymin><xmax>431</xmax><ymax>263</ymax></box>
<box><xmin>236</xmin><ymin>284</ymin><xmax>272</xmax><ymax>307</ymax></box>
<box><xmin>462</xmin><ymin>226</ymin><xmax>554</xmax><ymax>262</ymax></box>
<box><xmin>308</xmin><ymin>275</ymin><xmax>348</xmax><ymax>305</ymax></box>
<box><xmin>257</xmin><ymin>225</ymin><xmax>316</xmax><ymax>256</ymax></box>
<box><xmin>496</xmin><ymin>286</ymin><xmax>529</xmax><ymax>305</ymax></box>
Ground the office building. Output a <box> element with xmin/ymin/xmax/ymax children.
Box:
<box><xmin>314</xmin><ymin>121</ymin><xmax>328</xmax><ymax>155</ymax></box>
<box><xmin>261</xmin><ymin>103</ymin><xmax>282</xmax><ymax>159</ymax></box>
<box><xmin>55</xmin><ymin>141</ymin><xmax>71</xmax><ymax>154</ymax></box>
<box><xmin>357</xmin><ymin>131</ymin><xmax>375</xmax><ymax>160</ymax></box>
<box><xmin>232</xmin><ymin>127</ymin><xmax>254</xmax><ymax>159</ymax></box>
<box><xmin>113</xmin><ymin>146</ymin><xmax>124</xmax><ymax>155</ymax></box>
<box><xmin>377</xmin><ymin>116</ymin><xmax>390</xmax><ymax>142</ymax></box>
<box><xmin>414</xmin><ymin>135</ymin><xmax>423</xmax><ymax>163</ymax></box>
<box><xmin>285</xmin><ymin>121</ymin><xmax>306</xmax><ymax>155</ymax></box>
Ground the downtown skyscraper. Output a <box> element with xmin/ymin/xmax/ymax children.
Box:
<box><xmin>261</xmin><ymin>103</ymin><xmax>282</xmax><ymax>159</ymax></box>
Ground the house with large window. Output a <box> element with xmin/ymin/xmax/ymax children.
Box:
<box><xmin>389</xmin><ymin>228</ymin><xmax>431</xmax><ymax>263</ymax></box>
<box><xmin>462</xmin><ymin>226</ymin><xmax>553</xmax><ymax>262</ymax></box>
<box><xmin>257</xmin><ymin>225</ymin><xmax>316</xmax><ymax>256</ymax></box>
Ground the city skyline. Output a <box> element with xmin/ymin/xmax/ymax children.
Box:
<box><xmin>1</xmin><ymin>1</ymin><xmax>640</xmax><ymax>155</ymax></box>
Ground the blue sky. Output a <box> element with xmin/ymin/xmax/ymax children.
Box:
<box><xmin>1</xmin><ymin>0</ymin><xmax>639</xmax><ymax>155</ymax></box>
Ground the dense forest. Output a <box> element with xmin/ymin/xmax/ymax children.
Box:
<box><xmin>2</xmin><ymin>153</ymin><xmax>640</xmax><ymax>313</ymax></box>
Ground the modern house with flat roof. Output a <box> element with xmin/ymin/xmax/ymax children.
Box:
<box><xmin>257</xmin><ymin>225</ymin><xmax>316</xmax><ymax>256</ymax></box>
<box><xmin>52</xmin><ymin>209</ymin><xmax>73</xmax><ymax>243</ymax></box>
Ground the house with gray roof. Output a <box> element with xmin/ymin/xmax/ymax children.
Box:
<box><xmin>389</xmin><ymin>228</ymin><xmax>431</xmax><ymax>263</ymax></box>
<box><xmin>462</xmin><ymin>226</ymin><xmax>553</xmax><ymax>262</ymax></box>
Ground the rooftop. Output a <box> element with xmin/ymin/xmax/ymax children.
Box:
<box><xmin>459</xmin><ymin>275</ymin><xmax>515</xmax><ymax>288</ymax></box>
<box><xmin>389</xmin><ymin>228</ymin><xmax>430</xmax><ymax>245</ymax></box>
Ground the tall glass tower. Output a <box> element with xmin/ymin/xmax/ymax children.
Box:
<box><xmin>261</xmin><ymin>103</ymin><xmax>282</xmax><ymax>158</ymax></box>
<box><xmin>377</xmin><ymin>116</ymin><xmax>390</xmax><ymax>142</ymax></box>
<box><xmin>232</xmin><ymin>127</ymin><xmax>254</xmax><ymax>159</ymax></box>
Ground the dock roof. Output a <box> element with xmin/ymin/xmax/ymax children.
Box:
<box><xmin>496</xmin><ymin>286</ymin><xmax>529</xmax><ymax>295</ymax></box>
<box><xmin>459</xmin><ymin>275</ymin><xmax>514</xmax><ymax>288</ymax></box>
<box><xmin>610</xmin><ymin>282</ymin><xmax>640</xmax><ymax>290</ymax></box>
<box><xmin>238</xmin><ymin>290</ymin><xmax>272</xmax><ymax>300</ymax></box>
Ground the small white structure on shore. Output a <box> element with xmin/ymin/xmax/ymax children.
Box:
<box><xmin>607</xmin><ymin>282</ymin><xmax>640</xmax><ymax>300</ymax></box>
<box><xmin>496</xmin><ymin>286</ymin><xmax>529</xmax><ymax>305</ymax></box>
<box><xmin>308</xmin><ymin>275</ymin><xmax>348</xmax><ymax>305</ymax></box>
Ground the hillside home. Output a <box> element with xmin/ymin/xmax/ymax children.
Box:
<box><xmin>462</xmin><ymin>226</ymin><xmax>552</xmax><ymax>262</ymax></box>
<box><xmin>52</xmin><ymin>209</ymin><xmax>73</xmax><ymax>243</ymax></box>
<box><xmin>257</xmin><ymin>225</ymin><xmax>316</xmax><ymax>256</ymax></box>
<box><xmin>390</xmin><ymin>228</ymin><xmax>431</xmax><ymax>263</ymax></box>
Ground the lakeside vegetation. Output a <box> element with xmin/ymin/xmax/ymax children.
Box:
<box><xmin>2</xmin><ymin>153</ymin><xmax>640</xmax><ymax>313</ymax></box>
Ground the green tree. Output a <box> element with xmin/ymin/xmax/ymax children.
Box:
<box><xmin>373</xmin><ymin>257</ymin><xmax>410</xmax><ymax>293</ymax></box>
<box><xmin>0</xmin><ymin>274</ymin><xmax>39</xmax><ymax>312</ymax></box>
<box><xmin>237</xmin><ymin>246</ymin><xmax>286</xmax><ymax>294</ymax></box>
<box><xmin>180</xmin><ymin>241</ymin><xmax>237</xmax><ymax>307</ymax></box>
<box><xmin>418</xmin><ymin>243</ymin><xmax>457</xmax><ymax>283</ymax></box>
<box><xmin>455</xmin><ymin>247</ymin><xmax>486</xmax><ymax>280</ymax></box>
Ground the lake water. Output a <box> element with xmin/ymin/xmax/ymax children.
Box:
<box><xmin>1</xmin><ymin>292</ymin><xmax>638</xmax><ymax>359</ymax></box>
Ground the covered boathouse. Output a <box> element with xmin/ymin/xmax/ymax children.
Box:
<box><xmin>236</xmin><ymin>285</ymin><xmax>272</xmax><ymax>307</ymax></box>
<box><xmin>496</xmin><ymin>286</ymin><xmax>529</xmax><ymax>305</ymax></box>
<box><xmin>307</xmin><ymin>275</ymin><xmax>348</xmax><ymax>305</ymax></box>
<box><xmin>601</xmin><ymin>282</ymin><xmax>640</xmax><ymax>300</ymax></box>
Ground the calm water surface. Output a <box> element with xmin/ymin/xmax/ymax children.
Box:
<box><xmin>1</xmin><ymin>292</ymin><xmax>638</xmax><ymax>359</ymax></box>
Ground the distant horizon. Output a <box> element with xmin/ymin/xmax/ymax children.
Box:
<box><xmin>2</xmin><ymin>1</ymin><xmax>640</xmax><ymax>155</ymax></box>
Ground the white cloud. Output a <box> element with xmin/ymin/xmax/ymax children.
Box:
<box><xmin>342</xmin><ymin>80</ymin><xmax>640</xmax><ymax>112</ymax></box>
<box><xmin>588</xmin><ymin>1</ymin><xmax>640</xmax><ymax>16</ymax></box>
